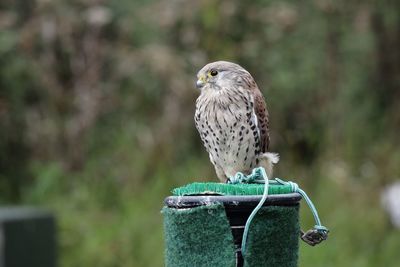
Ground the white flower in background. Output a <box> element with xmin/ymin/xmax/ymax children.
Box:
<box><xmin>381</xmin><ymin>181</ymin><xmax>400</xmax><ymax>228</ymax></box>
<box><xmin>86</xmin><ymin>6</ymin><xmax>112</xmax><ymax>27</ymax></box>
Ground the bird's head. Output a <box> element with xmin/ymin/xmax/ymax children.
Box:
<box><xmin>196</xmin><ymin>61</ymin><xmax>253</xmax><ymax>91</ymax></box>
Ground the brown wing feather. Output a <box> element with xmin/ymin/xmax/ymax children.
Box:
<box><xmin>240</xmin><ymin>70</ymin><xmax>270</xmax><ymax>153</ymax></box>
<box><xmin>253</xmin><ymin>87</ymin><xmax>270</xmax><ymax>152</ymax></box>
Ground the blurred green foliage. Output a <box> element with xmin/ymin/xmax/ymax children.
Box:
<box><xmin>1</xmin><ymin>0</ymin><xmax>400</xmax><ymax>266</ymax></box>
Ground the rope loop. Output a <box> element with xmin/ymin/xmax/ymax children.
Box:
<box><xmin>227</xmin><ymin>168</ymin><xmax>266</xmax><ymax>184</ymax></box>
<box><xmin>228</xmin><ymin>167</ymin><xmax>269</xmax><ymax>254</ymax></box>
<box><xmin>228</xmin><ymin>167</ymin><xmax>329</xmax><ymax>255</ymax></box>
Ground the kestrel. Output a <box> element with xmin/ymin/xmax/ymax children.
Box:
<box><xmin>194</xmin><ymin>61</ymin><xmax>279</xmax><ymax>182</ymax></box>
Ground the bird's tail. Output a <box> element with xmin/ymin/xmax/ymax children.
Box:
<box><xmin>258</xmin><ymin>152</ymin><xmax>280</xmax><ymax>179</ymax></box>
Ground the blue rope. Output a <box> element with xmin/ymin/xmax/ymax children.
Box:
<box><xmin>228</xmin><ymin>167</ymin><xmax>329</xmax><ymax>255</ymax></box>
<box><xmin>229</xmin><ymin>167</ymin><xmax>270</xmax><ymax>254</ymax></box>
<box><xmin>275</xmin><ymin>178</ymin><xmax>329</xmax><ymax>233</ymax></box>
<box><xmin>228</xmin><ymin>167</ymin><xmax>266</xmax><ymax>184</ymax></box>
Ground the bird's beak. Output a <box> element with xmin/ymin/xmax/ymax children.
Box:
<box><xmin>196</xmin><ymin>75</ymin><xmax>206</xmax><ymax>89</ymax></box>
<box><xmin>196</xmin><ymin>80</ymin><xmax>205</xmax><ymax>89</ymax></box>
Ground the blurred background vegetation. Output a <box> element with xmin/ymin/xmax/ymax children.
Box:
<box><xmin>1</xmin><ymin>0</ymin><xmax>400</xmax><ymax>266</ymax></box>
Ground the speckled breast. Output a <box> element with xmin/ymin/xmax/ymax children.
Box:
<box><xmin>195</xmin><ymin>89</ymin><xmax>262</xmax><ymax>177</ymax></box>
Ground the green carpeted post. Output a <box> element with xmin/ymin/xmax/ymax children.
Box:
<box><xmin>162</xmin><ymin>182</ymin><xmax>302</xmax><ymax>267</ymax></box>
<box><xmin>162</xmin><ymin>168</ymin><xmax>328</xmax><ymax>267</ymax></box>
<box><xmin>162</xmin><ymin>204</ymin><xmax>236</xmax><ymax>267</ymax></box>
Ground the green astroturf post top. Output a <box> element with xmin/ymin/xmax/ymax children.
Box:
<box><xmin>172</xmin><ymin>181</ymin><xmax>294</xmax><ymax>196</ymax></box>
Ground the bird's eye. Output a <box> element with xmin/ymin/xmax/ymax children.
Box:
<box><xmin>210</xmin><ymin>69</ymin><xmax>218</xmax><ymax>76</ymax></box>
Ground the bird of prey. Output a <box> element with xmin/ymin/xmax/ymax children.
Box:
<box><xmin>194</xmin><ymin>61</ymin><xmax>279</xmax><ymax>182</ymax></box>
